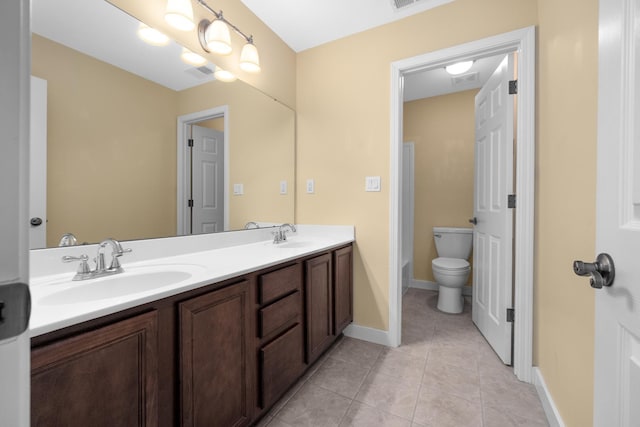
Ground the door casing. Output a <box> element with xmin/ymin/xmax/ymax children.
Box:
<box><xmin>389</xmin><ymin>26</ymin><xmax>536</xmax><ymax>382</ymax></box>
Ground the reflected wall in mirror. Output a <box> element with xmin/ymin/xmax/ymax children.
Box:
<box><xmin>30</xmin><ymin>0</ymin><xmax>295</xmax><ymax>249</ymax></box>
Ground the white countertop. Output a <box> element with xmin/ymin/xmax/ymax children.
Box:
<box><xmin>29</xmin><ymin>225</ymin><xmax>354</xmax><ymax>337</ymax></box>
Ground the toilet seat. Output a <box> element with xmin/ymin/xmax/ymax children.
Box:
<box><xmin>432</xmin><ymin>257</ymin><xmax>470</xmax><ymax>271</ymax></box>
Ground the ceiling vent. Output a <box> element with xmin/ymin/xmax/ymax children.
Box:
<box><xmin>392</xmin><ymin>0</ymin><xmax>416</xmax><ymax>9</ymax></box>
<box><xmin>184</xmin><ymin>66</ymin><xmax>214</xmax><ymax>80</ymax></box>
<box><xmin>451</xmin><ymin>72</ymin><xmax>479</xmax><ymax>86</ymax></box>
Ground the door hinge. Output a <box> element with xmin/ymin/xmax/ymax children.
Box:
<box><xmin>506</xmin><ymin>308</ymin><xmax>515</xmax><ymax>323</ymax></box>
<box><xmin>188</xmin><ymin>138</ymin><xmax>194</xmax><ymax>147</ymax></box>
<box><xmin>508</xmin><ymin>194</ymin><xmax>516</xmax><ymax>209</ymax></box>
<box><xmin>509</xmin><ymin>80</ymin><xmax>518</xmax><ymax>95</ymax></box>
<box><xmin>188</xmin><ymin>199</ymin><xmax>194</xmax><ymax>208</ymax></box>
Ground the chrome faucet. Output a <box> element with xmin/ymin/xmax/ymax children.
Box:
<box><xmin>58</xmin><ymin>233</ymin><xmax>78</xmax><ymax>247</ymax></box>
<box><xmin>272</xmin><ymin>223</ymin><xmax>296</xmax><ymax>244</ymax></box>
<box><xmin>244</xmin><ymin>221</ymin><xmax>259</xmax><ymax>229</ymax></box>
<box><xmin>62</xmin><ymin>238</ymin><xmax>132</xmax><ymax>281</ymax></box>
<box><xmin>95</xmin><ymin>238</ymin><xmax>131</xmax><ymax>276</ymax></box>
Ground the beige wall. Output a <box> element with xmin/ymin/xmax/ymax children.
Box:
<box><xmin>535</xmin><ymin>0</ymin><xmax>598</xmax><ymax>425</ymax></box>
<box><xmin>297</xmin><ymin>0</ymin><xmax>598</xmax><ymax>424</ymax></box>
<box><xmin>296</xmin><ymin>0</ymin><xmax>537</xmax><ymax>333</ymax></box>
<box><xmin>403</xmin><ymin>90</ymin><xmax>477</xmax><ymax>284</ymax></box>
<box><xmin>32</xmin><ymin>34</ymin><xmax>179</xmax><ymax>247</ymax></box>
<box><xmin>177</xmin><ymin>81</ymin><xmax>295</xmax><ymax>229</ymax></box>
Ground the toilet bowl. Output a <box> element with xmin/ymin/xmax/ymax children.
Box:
<box><xmin>432</xmin><ymin>227</ymin><xmax>473</xmax><ymax>314</ymax></box>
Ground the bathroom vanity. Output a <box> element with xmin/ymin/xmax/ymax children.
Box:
<box><xmin>28</xmin><ymin>226</ymin><xmax>353</xmax><ymax>427</ymax></box>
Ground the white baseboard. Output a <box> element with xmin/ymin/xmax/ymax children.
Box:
<box><xmin>410</xmin><ymin>279</ymin><xmax>473</xmax><ymax>296</ymax></box>
<box><xmin>533</xmin><ymin>367</ymin><xmax>565</xmax><ymax>427</ymax></box>
<box><xmin>343</xmin><ymin>323</ymin><xmax>392</xmax><ymax>347</ymax></box>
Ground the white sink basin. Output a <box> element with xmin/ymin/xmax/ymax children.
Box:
<box><xmin>273</xmin><ymin>240</ymin><xmax>313</xmax><ymax>249</ymax></box>
<box><xmin>38</xmin><ymin>264</ymin><xmax>205</xmax><ymax>305</ymax></box>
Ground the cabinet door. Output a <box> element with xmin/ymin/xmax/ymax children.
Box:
<box><xmin>333</xmin><ymin>245</ymin><xmax>353</xmax><ymax>334</ymax></box>
<box><xmin>31</xmin><ymin>311</ymin><xmax>159</xmax><ymax>427</ymax></box>
<box><xmin>179</xmin><ymin>281</ymin><xmax>253</xmax><ymax>427</ymax></box>
<box><xmin>305</xmin><ymin>253</ymin><xmax>333</xmax><ymax>364</ymax></box>
<box><xmin>260</xmin><ymin>323</ymin><xmax>304</xmax><ymax>408</ymax></box>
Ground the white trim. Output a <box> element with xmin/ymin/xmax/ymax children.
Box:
<box><xmin>176</xmin><ymin>106</ymin><xmax>230</xmax><ymax>235</ymax></box>
<box><xmin>410</xmin><ymin>279</ymin><xmax>473</xmax><ymax>296</ymax></box>
<box><xmin>390</xmin><ymin>26</ymin><xmax>536</xmax><ymax>382</ymax></box>
<box><xmin>533</xmin><ymin>367</ymin><xmax>566</xmax><ymax>427</ymax></box>
<box><xmin>343</xmin><ymin>323</ymin><xmax>392</xmax><ymax>347</ymax></box>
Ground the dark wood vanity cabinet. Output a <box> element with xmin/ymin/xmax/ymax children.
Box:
<box><xmin>30</xmin><ymin>243</ymin><xmax>353</xmax><ymax>427</ymax></box>
<box><xmin>179</xmin><ymin>280</ymin><xmax>254</xmax><ymax>427</ymax></box>
<box><xmin>333</xmin><ymin>245</ymin><xmax>354</xmax><ymax>334</ymax></box>
<box><xmin>31</xmin><ymin>311</ymin><xmax>159</xmax><ymax>427</ymax></box>
<box><xmin>305</xmin><ymin>253</ymin><xmax>335</xmax><ymax>364</ymax></box>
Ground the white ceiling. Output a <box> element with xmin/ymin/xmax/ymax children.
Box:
<box><xmin>240</xmin><ymin>0</ymin><xmax>455</xmax><ymax>53</ymax></box>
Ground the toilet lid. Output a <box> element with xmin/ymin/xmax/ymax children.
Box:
<box><xmin>432</xmin><ymin>257</ymin><xmax>470</xmax><ymax>270</ymax></box>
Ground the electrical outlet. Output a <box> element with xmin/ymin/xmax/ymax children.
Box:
<box><xmin>280</xmin><ymin>180</ymin><xmax>287</xmax><ymax>195</ymax></box>
<box><xmin>233</xmin><ymin>183</ymin><xmax>244</xmax><ymax>195</ymax></box>
<box><xmin>306</xmin><ymin>179</ymin><xmax>315</xmax><ymax>194</ymax></box>
<box><xmin>365</xmin><ymin>176</ymin><xmax>381</xmax><ymax>192</ymax></box>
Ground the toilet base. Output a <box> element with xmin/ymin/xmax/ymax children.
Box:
<box><xmin>437</xmin><ymin>286</ymin><xmax>464</xmax><ymax>314</ymax></box>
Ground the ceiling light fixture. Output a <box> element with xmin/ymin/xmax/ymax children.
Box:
<box><xmin>445</xmin><ymin>61</ymin><xmax>474</xmax><ymax>75</ymax></box>
<box><xmin>181</xmin><ymin>47</ymin><xmax>208</xmax><ymax>66</ymax></box>
<box><xmin>196</xmin><ymin>0</ymin><xmax>261</xmax><ymax>73</ymax></box>
<box><xmin>165</xmin><ymin>0</ymin><xmax>195</xmax><ymax>31</ymax></box>
<box><xmin>214</xmin><ymin>66</ymin><xmax>237</xmax><ymax>82</ymax></box>
<box><xmin>137</xmin><ymin>23</ymin><xmax>170</xmax><ymax>46</ymax></box>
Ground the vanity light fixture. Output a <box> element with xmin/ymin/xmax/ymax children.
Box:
<box><xmin>137</xmin><ymin>23</ymin><xmax>170</xmax><ymax>46</ymax></box>
<box><xmin>214</xmin><ymin>66</ymin><xmax>237</xmax><ymax>82</ymax></box>
<box><xmin>445</xmin><ymin>60</ymin><xmax>474</xmax><ymax>75</ymax></box>
<box><xmin>196</xmin><ymin>0</ymin><xmax>261</xmax><ymax>73</ymax></box>
<box><xmin>181</xmin><ymin>47</ymin><xmax>207</xmax><ymax>66</ymax></box>
<box><xmin>165</xmin><ymin>0</ymin><xmax>195</xmax><ymax>31</ymax></box>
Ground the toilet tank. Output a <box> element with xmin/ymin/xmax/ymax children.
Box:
<box><xmin>433</xmin><ymin>227</ymin><xmax>473</xmax><ymax>259</ymax></box>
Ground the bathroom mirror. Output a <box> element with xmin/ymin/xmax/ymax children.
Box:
<box><xmin>30</xmin><ymin>0</ymin><xmax>295</xmax><ymax>248</ymax></box>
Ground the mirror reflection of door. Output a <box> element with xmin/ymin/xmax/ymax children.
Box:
<box><xmin>188</xmin><ymin>123</ymin><xmax>224</xmax><ymax>234</ymax></box>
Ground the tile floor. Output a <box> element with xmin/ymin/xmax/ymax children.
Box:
<box><xmin>257</xmin><ymin>288</ymin><xmax>548</xmax><ymax>427</ymax></box>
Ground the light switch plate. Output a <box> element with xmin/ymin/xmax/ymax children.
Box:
<box><xmin>306</xmin><ymin>179</ymin><xmax>315</xmax><ymax>194</ymax></box>
<box><xmin>365</xmin><ymin>176</ymin><xmax>381</xmax><ymax>192</ymax></box>
<box><xmin>280</xmin><ymin>180</ymin><xmax>287</xmax><ymax>195</ymax></box>
<box><xmin>233</xmin><ymin>183</ymin><xmax>244</xmax><ymax>195</ymax></box>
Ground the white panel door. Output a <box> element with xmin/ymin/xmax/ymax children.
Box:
<box><xmin>190</xmin><ymin>125</ymin><xmax>224</xmax><ymax>234</ymax></box>
<box><xmin>593</xmin><ymin>1</ymin><xmax>640</xmax><ymax>425</ymax></box>
<box><xmin>472</xmin><ymin>54</ymin><xmax>514</xmax><ymax>364</ymax></box>
<box><xmin>29</xmin><ymin>76</ymin><xmax>47</xmax><ymax>249</ymax></box>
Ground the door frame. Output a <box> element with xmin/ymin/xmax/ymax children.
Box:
<box><xmin>176</xmin><ymin>106</ymin><xmax>229</xmax><ymax>235</ymax></box>
<box><xmin>389</xmin><ymin>26</ymin><xmax>536</xmax><ymax>382</ymax></box>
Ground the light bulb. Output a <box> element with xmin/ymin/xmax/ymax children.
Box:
<box><xmin>137</xmin><ymin>23</ymin><xmax>169</xmax><ymax>46</ymax></box>
<box><xmin>165</xmin><ymin>0</ymin><xmax>195</xmax><ymax>31</ymax></box>
<box><xmin>214</xmin><ymin>67</ymin><xmax>237</xmax><ymax>82</ymax></box>
<box><xmin>181</xmin><ymin>48</ymin><xmax>207</xmax><ymax>66</ymax></box>
<box><xmin>239</xmin><ymin>42</ymin><xmax>260</xmax><ymax>73</ymax></box>
<box><xmin>445</xmin><ymin>61</ymin><xmax>474</xmax><ymax>75</ymax></box>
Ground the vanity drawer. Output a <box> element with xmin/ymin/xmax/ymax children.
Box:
<box><xmin>259</xmin><ymin>323</ymin><xmax>304</xmax><ymax>408</ymax></box>
<box><xmin>259</xmin><ymin>291</ymin><xmax>301</xmax><ymax>338</ymax></box>
<box><xmin>258</xmin><ymin>263</ymin><xmax>302</xmax><ymax>304</ymax></box>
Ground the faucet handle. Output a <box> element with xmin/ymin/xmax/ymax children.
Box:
<box><xmin>62</xmin><ymin>254</ymin><xmax>91</xmax><ymax>278</ymax></box>
<box><xmin>110</xmin><ymin>247</ymin><xmax>132</xmax><ymax>270</ymax></box>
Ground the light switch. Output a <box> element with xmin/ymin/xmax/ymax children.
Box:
<box><xmin>366</xmin><ymin>176</ymin><xmax>381</xmax><ymax>192</ymax></box>
<box><xmin>233</xmin><ymin>183</ymin><xmax>244</xmax><ymax>195</ymax></box>
<box><xmin>280</xmin><ymin>180</ymin><xmax>287</xmax><ymax>195</ymax></box>
<box><xmin>306</xmin><ymin>179</ymin><xmax>315</xmax><ymax>194</ymax></box>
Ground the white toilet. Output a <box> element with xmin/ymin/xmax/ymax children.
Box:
<box><xmin>432</xmin><ymin>227</ymin><xmax>473</xmax><ymax>314</ymax></box>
